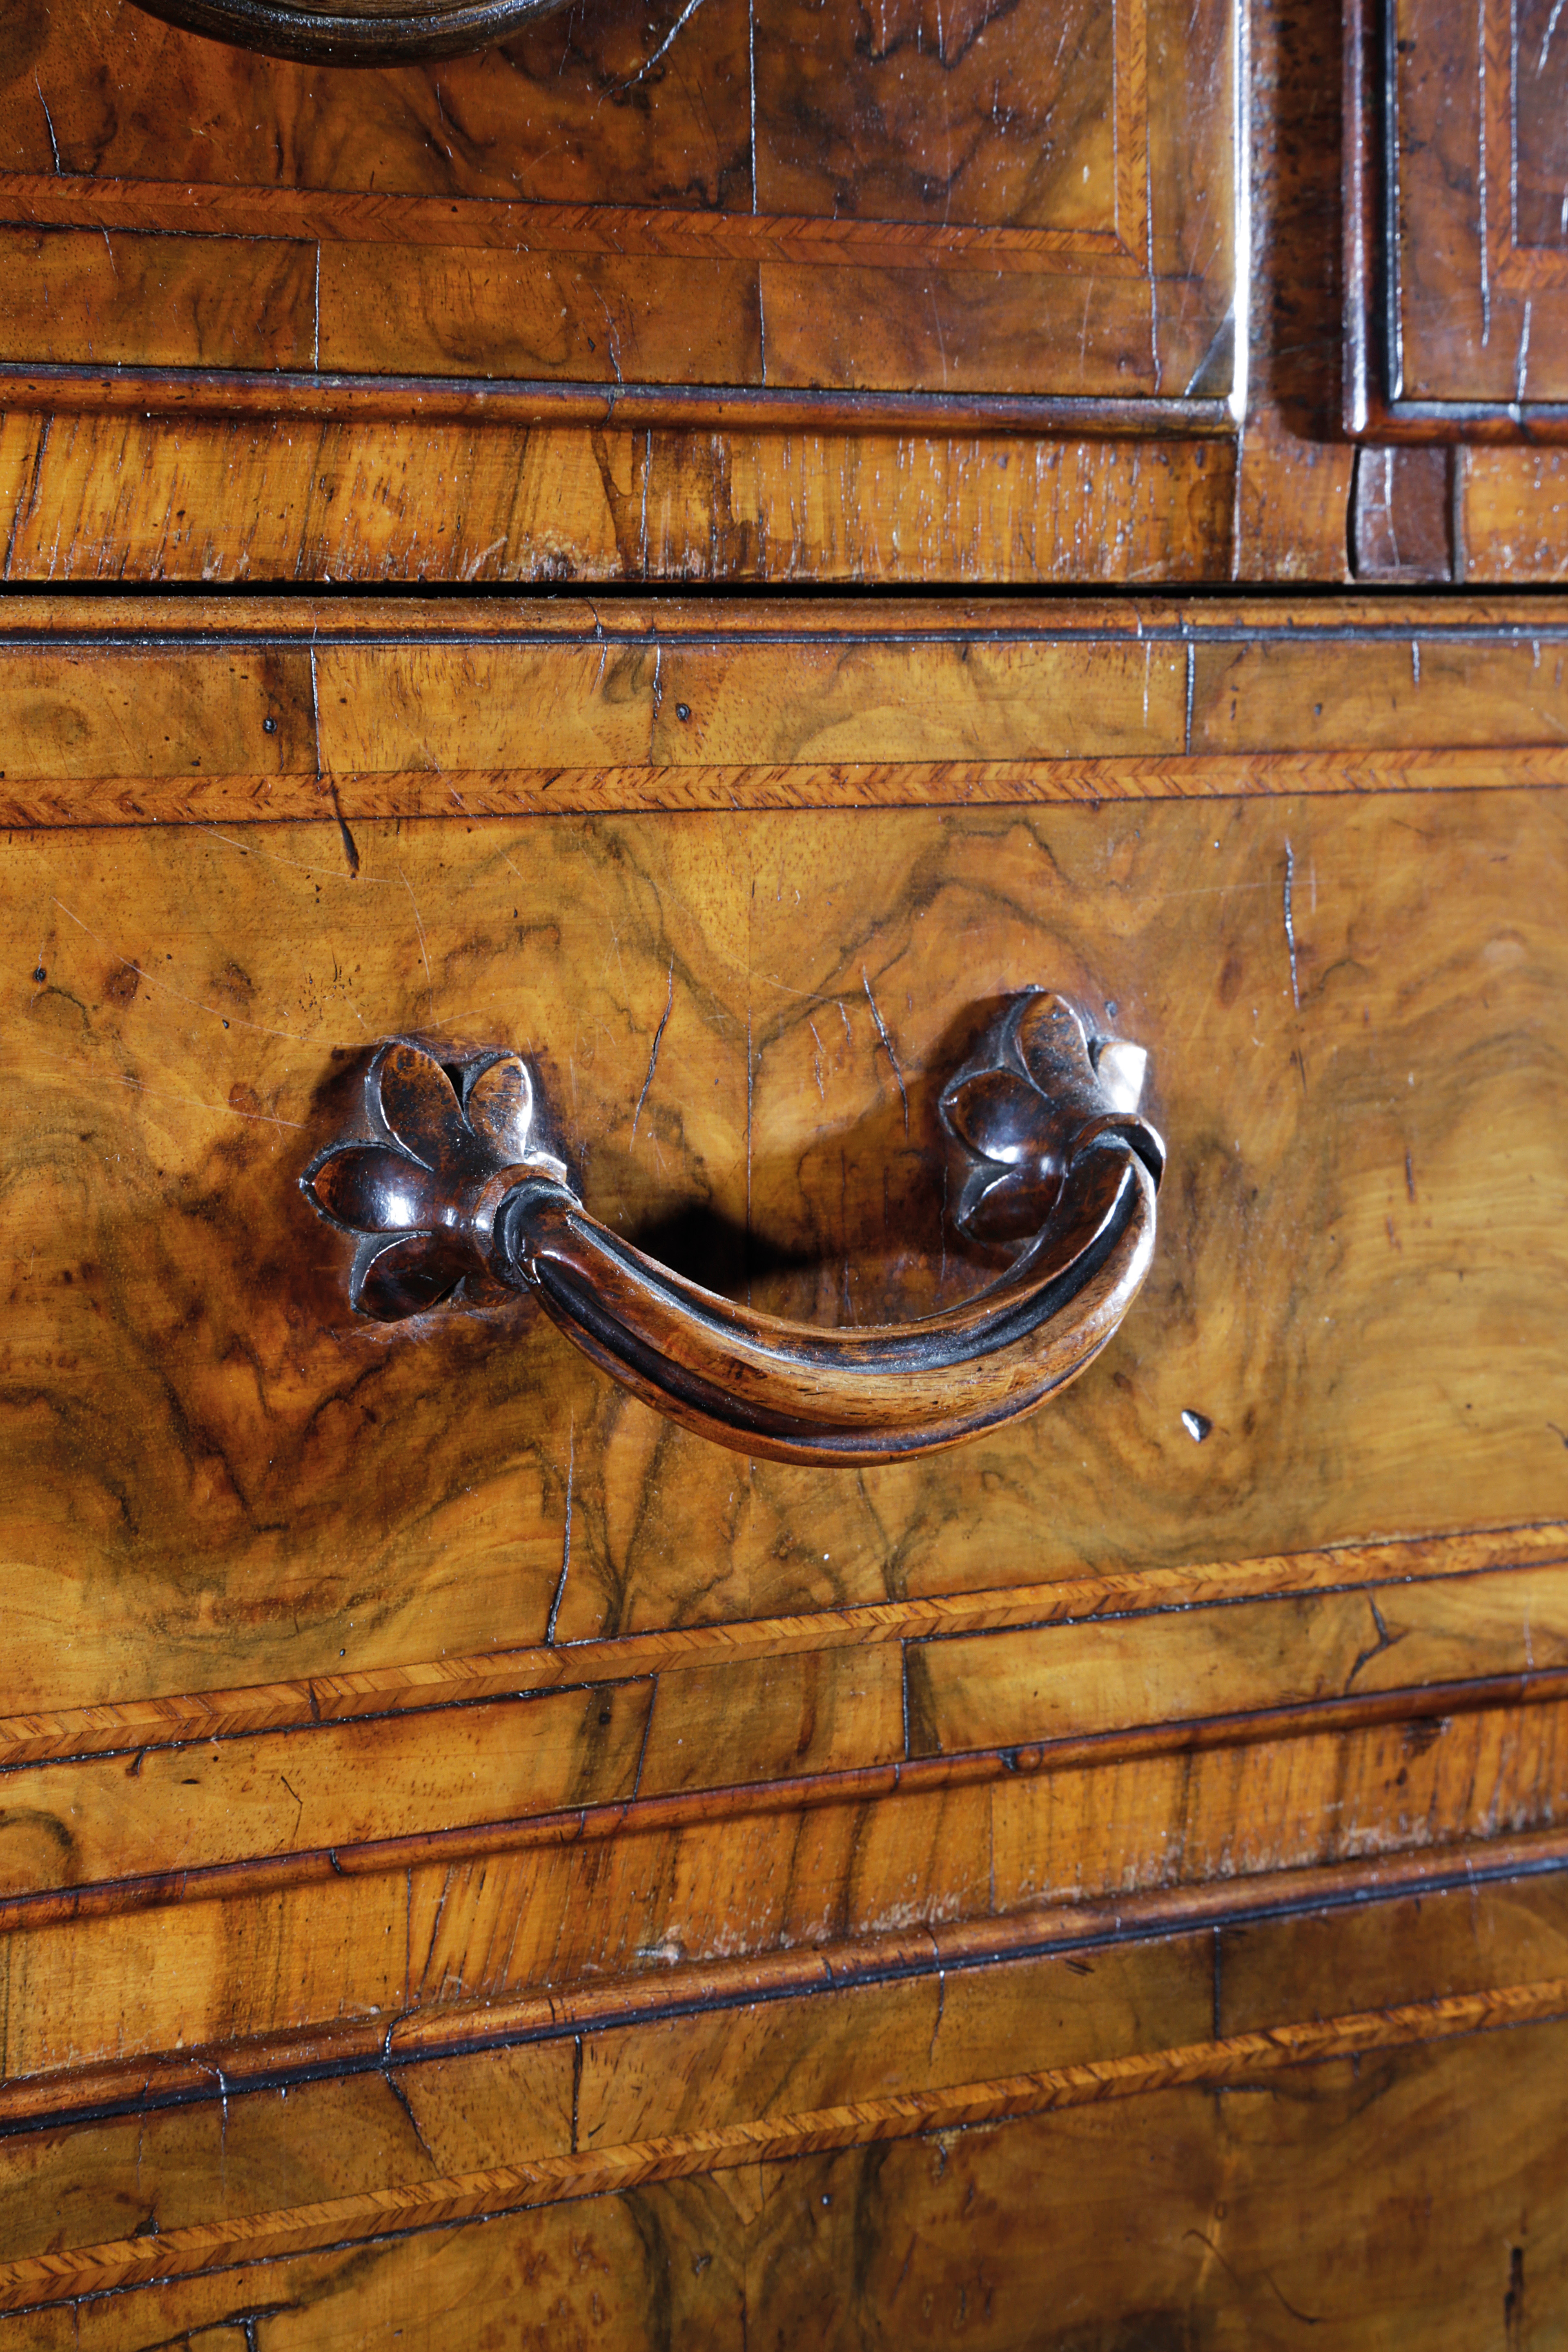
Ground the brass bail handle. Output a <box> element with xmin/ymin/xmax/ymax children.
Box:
<box><xmin>301</xmin><ymin>991</ymin><xmax>1165</xmax><ymax>1466</ymax></box>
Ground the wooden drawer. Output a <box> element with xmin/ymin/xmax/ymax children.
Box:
<box><xmin>0</xmin><ymin>0</ymin><xmax>1250</xmax><ymax>588</ymax></box>
<box><xmin>1</xmin><ymin>0</ymin><xmax>1236</xmax><ymax>406</ymax></box>
<box><xmin>0</xmin><ymin>595</ymin><xmax>1566</xmax><ymax>2331</ymax></box>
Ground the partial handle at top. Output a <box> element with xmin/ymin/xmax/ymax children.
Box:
<box><xmin>301</xmin><ymin>991</ymin><xmax>1165</xmax><ymax>1466</ymax></box>
<box><xmin>131</xmin><ymin>0</ymin><xmax>582</xmax><ymax>65</ymax></box>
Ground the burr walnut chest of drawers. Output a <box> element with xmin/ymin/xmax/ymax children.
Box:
<box><xmin>1</xmin><ymin>0</ymin><xmax>1568</xmax><ymax>2344</ymax></box>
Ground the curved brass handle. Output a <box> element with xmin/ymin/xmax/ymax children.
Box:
<box><xmin>131</xmin><ymin>0</ymin><xmax>576</xmax><ymax>65</ymax></box>
<box><xmin>302</xmin><ymin>993</ymin><xmax>1165</xmax><ymax>1465</ymax></box>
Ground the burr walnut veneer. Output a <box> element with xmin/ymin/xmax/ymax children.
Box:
<box><xmin>1</xmin><ymin>0</ymin><xmax>1568</xmax><ymax>2342</ymax></box>
<box><xmin>0</xmin><ymin>595</ymin><xmax>1564</xmax><ymax>2340</ymax></box>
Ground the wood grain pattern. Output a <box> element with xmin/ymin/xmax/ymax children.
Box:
<box><xmin>908</xmin><ymin>1562</ymin><xmax>1568</xmax><ymax>1757</ymax></box>
<box><xmin>1462</xmin><ymin>448</ymin><xmax>1568</xmax><ymax>576</ymax></box>
<box><xmin>0</xmin><ymin>0</ymin><xmax>1301</xmax><ymax>598</ymax></box>
<box><xmin>2</xmin><ymin>1820</ymin><xmax>1565</xmax><ymax>2139</ymax></box>
<box><xmin>0</xmin><ymin>1928</ymin><xmax>1215</xmax><ymax>2278</ymax></box>
<box><xmin>756</xmin><ymin>265</ymin><xmax>1154</xmax><ymax>399</ymax></box>
<box><xmin>4</xmin><ymin>1885</ymin><xmax>1568</xmax><ymax>2320</ymax></box>
<box><xmin>2</xmin><ymin>0</ymin><xmax>1564</xmax><ymax>2317</ymax></box>
<box><xmin>6</xmin><ymin>1698</ymin><xmax>1568</xmax><ymax>2103</ymax></box>
<box><xmin>0</xmin><ymin>1677</ymin><xmax>655</xmax><ymax>1899</ymax></box>
<box><xmin>750</xmin><ymin>0</ymin><xmax>1128</xmax><ymax>232</ymax></box>
<box><xmin>1218</xmin><ymin>1870</ymin><xmax>1568</xmax><ymax>2034</ymax></box>
<box><xmin>6</xmin><ymin>2010</ymin><xmax>1567</xmax><ymax>2348</ymax></box>
<box><xmin>4</xmin><ymin>599</ymin><xmax>1568</xmax><ymax>826</ymax></box>
<box><xmin>0</xmin><ymin>0</ymin><xmax>1330</xmax><ymax>598</ymax></box>
<box><xmin>0</xmin><ymin>0</ymin><xmax>1234</xmax><ymax>409</ymax></box>
<box><xmin>0</xmin><ymin>228</ymin><xmax>316</xmax><ymax>372</ymax></box>
<box><xmin>11</xmin><ymin>0</ymin><xmax>1566</xmax><ymax>588</ymax></box>
<box><xmin>0</xmin><ymin>0</ymin><xmax>755</xmax><ymax>208</ymax></box>
<box><xmin>4</xmin><ymin>1545</ymin><xmax>1568</xmax><ymax>1913</ymax></box>
<box><xmin>11</xmin><ymin>1982</ymin><xmax>1568</xmax><ymax>2308</ymax></box>
<box><xmin>1234</xmin><ymin>0</ymin><xmax>1355</xmax><ymax>579</ymax></box>
<box><xmin>317</xmin><ymin>249</ymin><xmax>762</xmax><ymax>386</ymax></box>
<box><xmin>0</xmin><ymin>412</ymin><xmax>1238</xmax><ymax>589</ymax></box>
<box><xmin>3</xmin><ymin>781</ymin><xmax>1563</xmax><ymax>1711</ymax></box>
<box><xmin>1350</xmin><ymin>445</ymin><xmax>1457</xmax><ymax>580</ymax></box>
<box><xmin>1345</xmin><ymin>0</ymin><xmax>1568</xmax><ymax>439</ymax></box>
<box><xmin>0</xmin><ymin>1519</ymin><xmax>1557</xmax><ymax>1768</ymax></box>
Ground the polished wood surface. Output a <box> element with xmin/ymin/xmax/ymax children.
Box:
<box><xmin>4</xmin><ymin>0</ymin><xmax>1568</xmax><ymax>2327</ymax></box>
<box><xmin>0</xmin><ymin>594</ymin><xmax>1563</xmax><ymax>2327</ymax></box>
<box><xmin>0</xmin><ymin>0</ymin><xmax>1562</xmax><ymax>587</ymax></box>
<box><xmin>0</xmin><ymin>0</ymin><xmax>1234</xmax><ymax>408</ymax></box>
<box><xmin>4</xmin><ymin>1859</ymin><xmax>1568</xmax><ymax>2327</ymax></box>
<box><xmin>4</xmin><ymin>600</ymin><xmax>1565</xmax><ymax>1719</ymax></box>
<box><xmin>9</xmin><ymin>590</ymin><xmax>1568</xmax><ymax>826</ymax></box>
<box><xmin>0</xmin><ymin>0</ymin><xmax>1254</xmax><ymax>589</ymax></box>
<box><xmin>1346</xmin><ymin>0</ymin><xmax>1568</xmax><ymax>442</ymax></box>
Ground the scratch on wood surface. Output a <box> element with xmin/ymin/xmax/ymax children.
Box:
<box><xmin>463</xmin><ymin>535</ymin><xmax>508</xmax><ymax>581</ymax></box>
<box><xmin>631</xmin><ymin>959</ymin><xmax>675</xmax><ymax>1141</ymax></box>
<box><xmin>1144</xmin><ymin>120</ymin><xmax>1159</xmax><ymax>390</ymax></box>
<box><xmin>3</xmin><ymin>418</ymin><xmax>51</xmax><ymax>581</ymax></box>
<box><xmin>398</xmin><ymin>866</ymin><xmax>435</xmax><ymax>1011</ymax></box>
<box><xmin>383</xmin><ymin>2063</ymin><xmax>439</xmax><ymax>2172</ymax></box>
<box><xmin>309</xmin><ymin>651</ymin><xmax>360</xmax><ymax>876</ymax></box>
<box><xmin>50</xmin><ymin>896</ymin><xmax>303</xmax><ymax>1044</ymax></box>
<box><xmin>1281</xmin><ymin>841</ymin><xmax>1301</xmax><ymax>1011</ymax></box>
<box><xmin>546</xmin><ymin>1419</ymin><xmax>575</xmax><ymax>1645</ymax></box>
<box><xmin>745</xmin><ymin>1010</ymin><xmax>754</xmax><ymax>1301</ymax></box>
<box><xmin>1479</xmin><ymin>0</ymin><xmax>1492</xmax><ymax>346</ymax></box>
<box><xmin>34</xmin><ymin>78</ymin><xmax>61</xmax><ymax>175</ymax></box>
<box><xmin>748</xmin><ymin>0</ymin><xmax>759</xmax><ymax>215</ymax></box>
<box><xmin>631</xmin><ymin>1677</ymin><xmax>657</xmax><ymax>1800</ymax></box>
<box><xmin>929</xmin><ymin>287</ymin><xmax>950</xmax><ymax>388</ymax></box>
<box><xmin>617</xmin><ymin>0</ymin><xmax>708</xmax><ymax>89</ymax></box>
<box><xmin>31</xmin><ymin>1049</ymin><xmax>307</xmax><ymax>1131</ymax></box>
<box><xmin>862</xmin><ymin>967</ymin><xmax>909</xmax><ymax>1133</ymax></box>
<box><xmin>198</xmin><ymin>827</ymin><xmax>392</xmax><ymax>886</ymax></box>
<box><xmin>590</xmin><ymin>286</ymin><xmax>624</xmax><ymax>386</ymax></box>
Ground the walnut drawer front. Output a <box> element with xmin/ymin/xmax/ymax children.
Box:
<box><xmin>0</xmin><ymin>594</ymin><xmax>1565</xmax><ymax>2329</ymax></box>
<box><xmin>0</xmin><ymin>0</ymin><xmax>1248</xmax><ymax>592</ymax></box>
